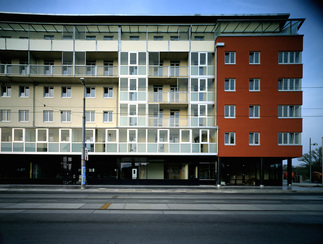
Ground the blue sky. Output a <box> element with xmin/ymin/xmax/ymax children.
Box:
<box><xmin>1</xmin><ymin>0</ymin><xmax>322</xmax><ymax>163</ymax></box>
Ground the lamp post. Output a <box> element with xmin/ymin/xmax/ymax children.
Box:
<box><xmin>309</xmin><ymin>138</ymin><xmax>318</xmax><ymax>183</ymax></box>
<box><xmin>80</xmin><ymin>78</ymin><xmax>86</xmax><ymax>189</ymax></box>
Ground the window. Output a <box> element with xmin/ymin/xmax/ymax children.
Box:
<box><xmin>129</xmin><ymin>36</ymin><xmax>139</xmax><ymax>40</ymax></box>
<box><xmin>43</xmin><ymin>110</ymin><xmax>53</xmax><ymax>122</ymax></box>
<box><xmin>249</xmin><ymin>132</ymin><xmax>260</xmax><ymax>145</ymax></box>
<box><xmin>153</xmin><ymin>36</ymin><xmax>164</xmax><ymax>40</ymax></box>
<box><xmin>170</xmin><ymin>36</ymin><xmax>179</xmax><ymax>41</ymax></box>
<box><xmin>278</xmin><ymin>105</ymin><xmax>301</xmax><ymax>118</ymax></box>
<box><xmin>86</xmin><ymin>87</ymin><xmax>95</xmax><ymax>98</ymax></box>
<box><xmin>104</xmin><ymin>87</ymin><xmax>113</xmax><ymax>98</ymax></box>
<box><xmin>225</xmin><ymin>79</ymin><xmax>235</xmax><ymax>91</ymax></box>
<box><xmin>19</xmin><ymin>86</ymin><xmax>29</xmax><ymax>97</ymax></box>
<box><xmin>225</xmin><ymin>132</ymin><xmax>235</xmax><ymax>145</ymax></box>
<box><xmin>194</xmin><ymin>36</ymin><xmax>204</xmax><ymax>40</ymax></box>
<box><xmin>86</xmin><ymin>36</ymin><xmax>96</xmax><ymax>40</ymax></box>
<box><xmin>278</xmin><ymin>78</ymin><xmax>301</xmax><ymax>91</ymax></box>
<box><xmin>104</xmin><ymin>36</ymin><xmax>114</xmax><ymax>40</ymax></box>
<box><xmin>19</xmin><ymin>110</ymin><xmax>29</xmax><ymax>122</ymax></box>
<box><xmin>278</xmin><ymin>132</ymin><xmax>301</xmax><ymax>145</ymax></box>
<box><xmin>249</xmin><ymin>52</ymin><xmax>260</xmax><ymax>64</ymax></box>
<box><xmin>86</xmin><ymin>111</ymin><xmax>95</xmax><ymax>122</ymax></box>
<box><xmin>225</xmin><ymin>52</ymin><xmax>236</xmax><ymax>64</ymax></box>
<box><xmin>1</xmin><ymin>86</ymin><xmax>11</xmax><ymax>97</ymax></box>
<box><xmin>61</xmin><ymin>87</ymin><xmax>71</xmax><ymax>98</ymax></box>
<box><xmin>61</xmin><ymin>110</ymin><xmax>71</xmax><ymax>122</ymax></box>
<box><xmin>249</xmin><ymin>79</ymin><xmax>260</xmax><ymax>91</ymax></box>
<box><xmin>0</xmin><ymin>110</ymin><xmax>11</xmax><ymax>122</ymax></box>
<box><xmin>224</xmin><ymin>105</ymin><xmax>235</xmax><ymax>118</ymax></box>
<box><xmin>44</xmin><ymin>35</ymin><xmax>54</xmax><ymax>40</ymax></box>
<box><xmin>103</xmin><ymin>111</ymin><xmax>113</xmax><ymax>123</ymax></box>
<box><xmin>249</xmin><ymin>105</ymin><xmax>260</xmax><ymax>118</ymax></box>
<box><xmin>278</xmin><ymin>51</ymin><xmax>301</xmax><ymax>64</ymax></box>
<box><xmin>44</xmin><ymin>86</ymin><xmax>54</xmax><ymax>98</ymax></box>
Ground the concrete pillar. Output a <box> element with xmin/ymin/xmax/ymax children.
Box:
<box><xmin>260</xmin><ymin>157</ymin><xmax>264</xmax><ymax>188</ymax></box>
<box><xmin>217</xmin><ymin>157</ymin><xmax>221</xmax><ymax>188</ymax></box>
<box><xmin>287</xmin><ymin>158</ymin><xmax>292</xmax><ymax>188</ymax></box>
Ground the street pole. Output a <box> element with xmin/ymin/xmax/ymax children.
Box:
<box><xmin>309</xmin><ymin>138</ymin><xmax>312</xmax><ymax>183</ymax></box>
<box><xmin>80</xmin><ymin>78</ymin><xmax>86</xmax><ymax>189</ymax></box>
<box><xmin>322</xmin><ymin>137</ymin><xmax>323</xmax><ymax>185</ymax></box>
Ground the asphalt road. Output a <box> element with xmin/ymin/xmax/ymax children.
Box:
<box><xmin>0</xmin><ymin>191</ymin><xmax>323</xmax><ymax>243</ymax></box>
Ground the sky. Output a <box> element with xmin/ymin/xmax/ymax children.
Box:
<box><xmin>0</xmin><ymin>0</ymin><xmax>322</xmax><ymax>164</ymax></box>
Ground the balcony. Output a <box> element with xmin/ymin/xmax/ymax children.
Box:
<box><xmin>148</xmin><ymin>65</ymin><xmax>188</xmax><ymax>78</ymax></box>
<box><xmin>148</xmin><ymin>92</ymin><xmax>188</xmax><ymax>104</ymax></box>
<box><xmin>0</xmin><ymin>64</ymin><xmax>118</xmax><ymax>77</ymax></box>
<box><xmin>147</xmin><ymin>117</ymin><xmax>189</xmax><ymax>127</ymax></box>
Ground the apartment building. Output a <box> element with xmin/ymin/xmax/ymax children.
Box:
<box><xmin>0</xmin><ymin>13</ymin><xmax>304</xmax><ymax>185</ymax></box>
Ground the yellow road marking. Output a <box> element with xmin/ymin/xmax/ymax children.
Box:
<box><xmin>100</xmin><ymin>203</ymin><xmax>111</xmax><ymax>210</ymax></box>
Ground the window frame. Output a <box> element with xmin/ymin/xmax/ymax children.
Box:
<box><xmin>278</xmin><ymin>132</ymin><xmax>301</xmax><ymax>145</ymax></box>
<box><xmin>249</xmin><ymin>79</ymin><xmax>260</xmax><ymax>92</ymax></box>
<box><xmin>103</xmin><ymin>111</ymin><xmax>113</xmax><ymax>123</ymax></box>
<box><xmin>86</xmin><ymin>87</ymin><xmax>96</xmax><ymax>98</ymax></box>
<box><xmin>61</xmin><ymin>110</ymin><xmax>71</xmax><ymax>123</ymax></box>
<box><xmin>85</xmin><ymin>110</ymin><xmax>95</xmax><ymax>123</ymax></box>
<box><xmin>19</xmin><ymin>110</ymin><xmax>29</xmax><ymax>122</ymax></box>
<box><xmin>249</xmin><ymin>105</ymin><xmax>260</xmax><ymax>119</ymax></box>
<box><xmin>278</xmin><ymin>78</ymin><xmax>301</xmax><ymax>91</ymax></box>
<box><xmin>249</xmin><ymin>132</ymin><xmax>260</xmax><ymax>145</ymax></box>
<box><xmin>224</xmin><ymin>78</ymin><xmax>235</xmax><ymax>92</ymax></box>
<box><xmin>278</xmin><ymin>105</ymin><xmax>301</xmax><ymax>118</ymax></box>
<box><xmin>278</xmin><ymin>51</ymin><xmax>302</xmax><ymax>64</ymax></box>
<box><xmin>249</xmin><ymin>51</ymin><xmax>260</xmax><ymax>64</ymax></box>
<box><xmin>1</xmin><ymin>86</ymin><xmax>11</xmax><ymax>97</ymax></box>
<box><xmin>61</xmin><ymin>86</ymin><xmax>71</xmax><ymax>98</ymax></box>
<box><xmin>43</xmin><ymin>110</ymin><xmax>53</xmax><ymax>123</ymax></box>
<box><xmin>224</xmin><ymin>132</ymin><xmax>235</xmax><ymax>145</ymax></box>
<box><xmin>44</xmin><ymin>86</ymin><xmax>54</xmax><ymax>98</ymax></box>
<box><xmin>224</xmin><ymin>52</ymin><xmax>236</xmax><ymax>64</ymax></box>
<box><xmin>103</xmin><ymin>87</ymin><xmax>113</xmax><ymax>98</ymax></box>
<box><xmin>0</xmin><ymin>109</ymin><xmax>11</xmax><ymax>122</ymax></box>
<box><xmin>224</xmin><ymin>105</ymin><xmax>236</xmax><ymax>118</ymax></box>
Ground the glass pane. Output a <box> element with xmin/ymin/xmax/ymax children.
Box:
<box><xmin>130</xmin><ymin>53</ymin><xmax>137</xmax><ymax>65</ymax></box>
<box><xmin>121</xmin><ymin>52</ymin><xmax>128</xmax><ymax>65</ymax></box>
<box><xmin>139</xmin><ymin>52</ymin><xmax>146</xmax><ymax>65</ymax></box>
<box><xmin>200</xmin><ymin>53</ymin><xmax>206</xmax><ymax>65</ymax></box>
<box><xmin>191</xmin><ymin>53</ymin><xmax>198</xmax><ymax>65</ymax></box>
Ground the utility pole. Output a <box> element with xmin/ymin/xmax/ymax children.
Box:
<box><xmin>80</xmin><ymin>78</ymin><xmax>86</xmax><ymax>189</ymax></box>
<box><xmin>309</xmin><ymin>138</ymin><xmax>318</xmax><ymax>184</ymax></box>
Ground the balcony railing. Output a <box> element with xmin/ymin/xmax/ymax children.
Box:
<box><xmin>147</xmin><ymin>117</ymin><xmax>189</xmax><ymax>127</ymax></box>
<box><xmin>0</xmin><ymin>64</ymin><xmax>118</xmax><ymax>77</ymax></box>
<box><xmin>148</xmin><ymin>65</ymin><xmax>188</xmax><ymax>77</ymax></box>
<box><xmin>148</xmin><ymin>92</ymin><xmax>188</xmax><ymax>103</ymax></box>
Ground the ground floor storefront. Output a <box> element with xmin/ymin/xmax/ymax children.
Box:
<box><xmin>0</xmin><ymin>155</ymin><xmax>287</xmax><ymax>186</ymax></box>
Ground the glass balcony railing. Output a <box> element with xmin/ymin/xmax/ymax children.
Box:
<box><xmin>148</xmin><ymin>65</ymin><xmax>188</xmax><ymax>77</ymax></box>
<box><xmin>148</xmin><ymin>92</ymin><xmax>188</xmax><ymax>103</ymax></box>
<box><xmin>0</xmin><ymin>64</ymin><xmax>118</xmax><ymax>77</ymax></box>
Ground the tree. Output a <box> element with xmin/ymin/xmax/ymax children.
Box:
<box><xmin>298</xmin><ymin>147</ymin><xmax>322</xmax><ymax>172</ymax></box>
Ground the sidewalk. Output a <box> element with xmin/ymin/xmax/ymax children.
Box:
<box><xmin>1</xmin><ymin>182</ymin><xmax>322</xmax><ymax>193</ymax></box>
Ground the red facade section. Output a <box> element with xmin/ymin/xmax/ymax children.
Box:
<box><xmin>216</xmin><ymin>36</ymin><xmax>303</xmax><ymax>158</ymax></box>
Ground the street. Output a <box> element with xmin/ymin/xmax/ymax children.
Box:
<box><xmin>0</xmin><ymin>189</ymin><xmax>323</xmax><ymax>243</ymax></box>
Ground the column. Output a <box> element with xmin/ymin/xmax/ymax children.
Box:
<box><xmin>260</xmin><ymin>157</ymin><xmax>264</xmax><ymax>188</ymax></box>
<box><xmin>287</xmin><ymin>158</ymin><xmax>292</xmax><ymax>187</ymax></box>
<box><xmin>217</xmin><ymin>157</ymin><xmax>221</xmax><ymax>187</ymax></box>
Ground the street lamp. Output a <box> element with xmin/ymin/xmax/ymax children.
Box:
<box><xmin>80</xmin><ymin>78</ymin><xmax>86</xmax><ymax>189</ymax></box>
<box><xmin>309</xmin><ymin>138</ymin><xmax>318</xmax><ymax>183</ymax></box>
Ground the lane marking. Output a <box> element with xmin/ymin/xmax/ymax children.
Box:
<box><xmin>100</xmin><ymin>203</ymin><xmax>111</xmax><ymax>210</ymax></box>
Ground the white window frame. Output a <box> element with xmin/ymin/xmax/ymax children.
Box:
<box><xmin>44</xmin><ymin>86</ymin><xmax>54</xmax><ymax>98</ymax></box>
<box><xmin>36</xmin><ymin>128</ymin><xmax>48</xmax><ymax>143</ymax></box>
<box><xmin>59</xmin><ymin>129</ymin><xmax>71</xmax><ymax>142</ymax></box>
<box><xmin>0</xmin><ymin>109</ymin><xmax>11</xmax><ymax>122</ymax></box>
<box><xmin>61</xmin><ymin>110</ymin><xmax>71</xmax><ymax>123</ymax></box>
<box><xmin>200</xmin><ymin>129</ymin><xmax>209</xmax><ymax>143</ymax></box>
<box><xmin>1</xmin><ymin>86</ymin><xmax>11</xmax><ymax>97</ymax></box>
<box><xmin>19</xmin><ymin>86</ymin><xmax>30</xmax><ymax>98</ymax></box>
<box><xmin>106</xmin><ymin>129</ymin><xmax>118</xmax><ymax>143</ymax></box>
<box><xmin>19</xmin><ymin>110</ymin><xmax>29</xmax><ymax>122</ymax></box>
<box><xmin>249</xmin><ymin>105</ymin><xmax>260</xmax><ymax>119</ymax></box>
<box><xmin>61</xmin><ymin>87</ymin><xmax>71</xmax><ymax>98</ymax></box>
<box><xmin>86</xmin><ymin>87</ymin><xmax>96</xmax><ymax>98</ymax></box>
<box><xmin>225</xmin><ymin>79</ymin><xmax>235</xmax><ymax>91</ymax></box>
<box><xmin>249</xmin><ymin>79</ymin><xmax>260</xmax><ymax>92</ymax></box>
<box><xmin>129</xmin><ymin>78</ymin><xmax>138</xmax><ymax>101</ymax></box>
<box><xmin>85</xmin><ymin>111</ymin><xmax>95</xmax><ymax>123</ymax></box>
<box><xmin>278</xmin><ymin>78</ymin><xmax>301</xmax><ymax>91</ymax></box>
<box><xmin>249</xmin><ymin>52</ymin><xmax>260</xmax><ymax>64</ymax></box>
<box><xmin>180</xmin><ymin>129</ymin><xmax>191</xmax><ymax>143</ymax></box>
<box><xmin>278</xmin><ymin>51</ymin><xmax>302</xmax><ymax>64</ymax></box>
<box><xmin>224</xmin><ymin>105</ymin><xmax>235</xmax><ymax>118</ymax></box>
<box><xmin>103</xmin><ymin>111</ymin><xmax>113</xmax><ymax>123</ymax></box>
<box><xmin>129</xmin><ymin>104</ymin><xmax>138</xmax><ymax>126</ymax></box>
<box><xmin>278</xmin><ymin>105</ymin><xmax>301</xmax><ymax>118</ymax></box>
<box><xmin>225</xmin><ymin>52</ymin><xmax>236</xmax><ymax>64</ymax></box>
<box><xmin>278</xmin><ymin>132</ymin><xmax>301</xmax><ymax>145</ymax></box>
<box><xmin>128</xmin><ymin>129</ymin><xmax>138</xmax><ymax>152</ymax></box>
<box><xmin>225</xmin><ymin>132</ymin><xmax>235</xmax><ymax>145</ymax></box>
<box><xmin>249</xmin><ymin>132</ymin><xmax>260</xmax><ymax>145</ymax></box>
<box><xmin>104</xmin><ymin>87</ymin><xmax>113</xmax><ymax>98</ymax></box>
<box><xmin>43</xmin><ymin>110</ymin><xmax>53</xmax><ymax>122</ymax></box>
<box><xmin>13</xmin><ymin>128</ymin><xmax>25</xmax><ymax>142</ymax></box>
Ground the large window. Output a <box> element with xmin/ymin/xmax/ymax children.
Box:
<box><xmin>1</xmin><ymin>86</ymin><xmax>11</xmax><ymax>97</ymax></box>
<box><xmin>278</xmin><ymin>78</ymin><xmax>301</xmax><ymax>91</ymax></box>
<box><xmin>224</xmin><ymin>105</ymin><xmax>235</xmax><ymax>118</ymax></box>
<box><xmin>278</xmin><ymin>133</ymin><xmax>301</xmax><ymax>145</ymax></box>
<box><xmin>278</xmin><ymin>105</ymin><xmax>301</xmax><ymax>118</ymax></box>
<box><xmin>249</xmin><ymin>105</ymin><xmax>260</xmax><ymax>118</ymax></box>
<box><xmin>225</xmin><ymin>52</ymin><xmax>236</xmax><ymax>64</ymax></box>
<box><xmin>225</xmin><ymin>132</ymin><xmax>235</xmax><ymax>145</ymax></box>
<box><xmin>278</xmin><ymin>51</ymin><xmax>301</xmax><ymax>64</ymax></box>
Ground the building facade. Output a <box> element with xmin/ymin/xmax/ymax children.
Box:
<box><xmin>0</xmin><ymin>13</ymin><xmax>304</xmax><ymax>185</ymax></box>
